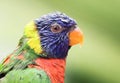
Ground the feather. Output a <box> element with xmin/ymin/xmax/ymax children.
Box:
<box><xmin>0</xmin><ymin>12</ymin><xmax>83</xmax><ymax>83</ymax></box>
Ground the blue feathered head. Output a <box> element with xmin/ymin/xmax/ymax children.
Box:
<box><xmin>34</xmin><ymin>12</ymin><xmax>83</xmax><ymax>58</ymax></box>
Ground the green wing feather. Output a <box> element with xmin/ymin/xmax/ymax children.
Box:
<box><xmin>1</xmin><ymin>68</ymin><xmax>50</xmax><ymax>83</ymax></box>
<box><xmin>0</xmin><ymin>36</ymin><xmax>30</xmax><ymax>73</ymax></box>
<box><xmin>0</xmin><ymin>36</ymin><xmax>51</xmax><ymax>83</ymax></box>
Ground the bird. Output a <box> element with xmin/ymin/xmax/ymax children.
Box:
<box><xmin>0</xmin><ymin>12</ymin><xmax>83</xmax><ymax>83</ymax></box>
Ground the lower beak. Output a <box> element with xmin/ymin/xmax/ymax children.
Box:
<box><xmin>69</xmin><ymin>27</ymin><xmax>84</xmax><ymax>46</ymax></box>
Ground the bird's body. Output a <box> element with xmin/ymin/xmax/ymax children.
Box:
<box><xmin>0</xmin><ymin>12</ymin><xmax>83</xmax><ymax>83</ymax></box>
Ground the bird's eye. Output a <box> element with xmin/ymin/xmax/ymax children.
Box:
<box><xmin>51</xmin><ymin>23</ymin><xmax>63</xmax><ymax>33</ymax></box>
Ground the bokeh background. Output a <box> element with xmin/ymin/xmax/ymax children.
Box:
<box><xmin>0</xmin><ymin>0</ymin><xmax>120</xmax><ymax>83</ymax></box>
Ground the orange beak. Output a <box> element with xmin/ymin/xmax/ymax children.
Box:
<box><xmin>69</xmin><ymin>27</ymin><xmax>84</xmax><ymax>46</ymax></box>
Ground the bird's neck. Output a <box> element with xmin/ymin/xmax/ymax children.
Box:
<box><xmin>28</xmin><ymin>58</ymin><xmax>66</xmax><ymax>83</ymax></box>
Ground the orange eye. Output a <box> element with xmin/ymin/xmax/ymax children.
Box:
<box><xmin>51</xmin><ymin>23</ymin><xmax>63</xmax><ymax>33</ymax></box>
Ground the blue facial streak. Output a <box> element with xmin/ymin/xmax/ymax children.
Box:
<box><xmin>35</xmin><ymin>12</ymin><xmax>76</xmax><ymax>58</ymax></box>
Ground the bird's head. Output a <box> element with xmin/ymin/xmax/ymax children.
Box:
<box><xmin>24</xmin><ymin>12</ymin><xmax>83</xmax><ymax>58</ymax></box>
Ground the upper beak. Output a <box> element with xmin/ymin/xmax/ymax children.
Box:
<box><xmin>69</xmin><ymin>27</ymin><xmax>84</xmax><ymax>46</ymax></box>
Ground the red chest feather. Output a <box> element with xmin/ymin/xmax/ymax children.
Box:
<box><xmin>28</xmin><ymin>58</ymin><xmax>66</xmax><ymax>83</ymax></box>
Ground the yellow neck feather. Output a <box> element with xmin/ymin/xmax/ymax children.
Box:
<box><xmin>24</xmin><ymin>21</ymin><xmax>42</xmax><ymax>54</ymax></box>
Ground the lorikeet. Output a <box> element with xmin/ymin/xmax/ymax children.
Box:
<box><xmin>0</xmin><ymin>12</ymin><xmax>83</xmax><ymax>83</ymax></box>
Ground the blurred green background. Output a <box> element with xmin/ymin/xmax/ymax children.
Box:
<box><xmin>0</xmin><ymin>0</ymin><xmax>120</xmax><ymax>83</ymax></box>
